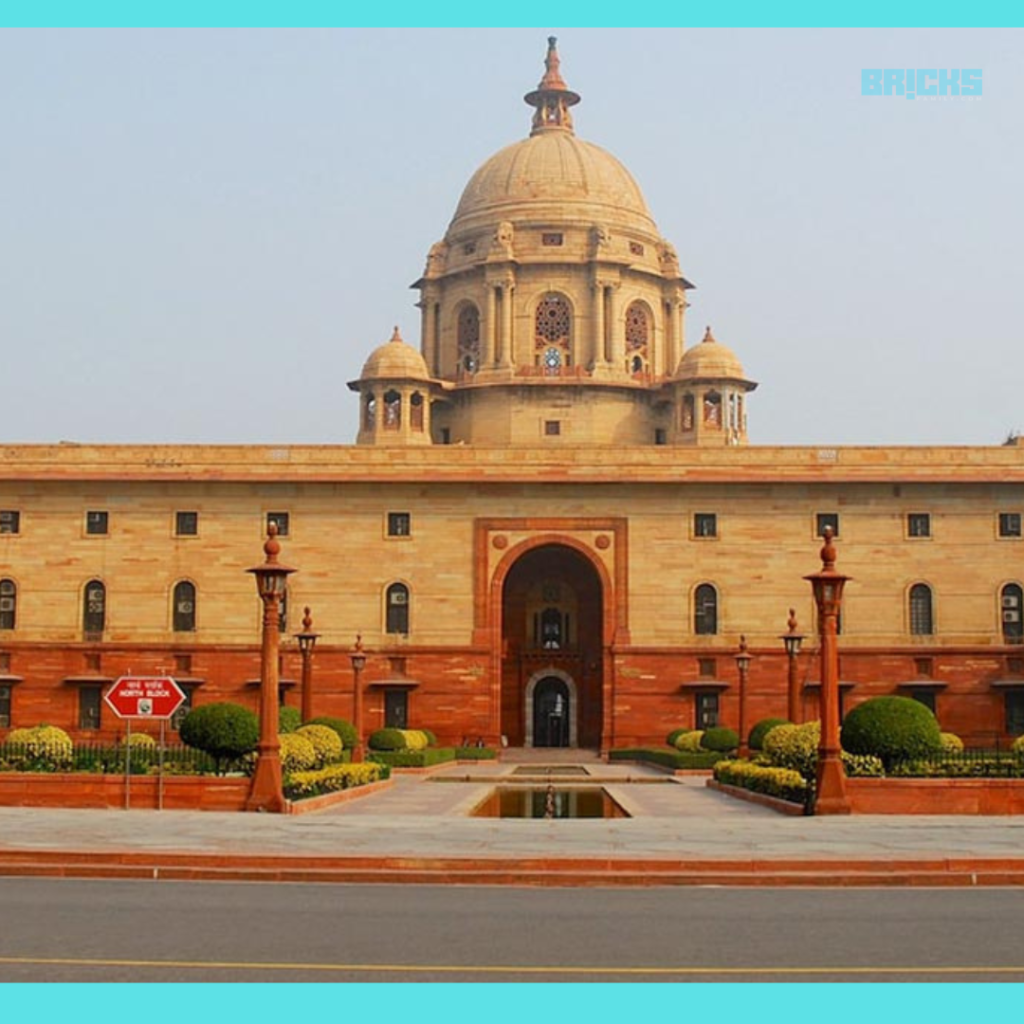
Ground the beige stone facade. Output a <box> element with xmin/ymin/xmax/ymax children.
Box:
<box><xmin>1</xmin><ymin>40</ymin><xmax>1022</xmax><ymax>748</ymax></box>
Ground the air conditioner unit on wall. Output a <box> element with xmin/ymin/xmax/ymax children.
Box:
<box><xmin>1004</xmin><ymin>610</ymin><xmax>1021</xmax><ymax>623</ymax></box>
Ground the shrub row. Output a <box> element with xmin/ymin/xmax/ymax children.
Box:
<box><xmin>713</xmin><ymin>759</ymin><xmax>808</xmax><ymax>804</ymax></box>
<box><xmin>367</xmin><ymin>748</ymin><xmax>457</xmax><ymax>768</ymax></box>
<box><xmin>368</xmin><ymin>728</ymin><xmax>437</xmax><ymax>752</ymax></box>
<box><xmin>609</xmin><ymin>747</ymin><xmax>727</xmax><ymax>770</ymax></box>
<box><xmin>283</xmin><ymin>762</ymin><xmax>389</xmax><ymax>800</ymax></box>
<box><xmin>454</xmin><ymin>746</ymin><xmax>498</xmax><ymax>760</ymax></box>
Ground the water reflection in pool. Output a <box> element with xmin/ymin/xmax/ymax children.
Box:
<box><xmin>471</xmin><ymin>786</ymin><xmax>629</xmax><ymax>819</ymax></box>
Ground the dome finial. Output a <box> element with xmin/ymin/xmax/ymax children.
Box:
<box><xmin>703</xmin><ymin>325</ymin><xmax>715</xmax><ymax>344</ymax></box>
<box><xmin>524</xmin><ymin>36</ymin><xmax>581</xmax><ymax>136</ymax></box>
<box><xmin>390</xmin><ymin>325</ymin><xmax>402</xmax><ymax>343</ymax></box>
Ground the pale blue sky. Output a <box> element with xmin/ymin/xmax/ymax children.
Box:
<box><xmin>1</xmin><ymin>27</ymin><xmax>1020</xmax><ymax>446</ymax></box>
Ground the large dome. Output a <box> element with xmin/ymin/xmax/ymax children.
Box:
<box><xmin>449</xmin><ymin>130</ymin><xmax>657</xmax><ymax>238</ymax></box>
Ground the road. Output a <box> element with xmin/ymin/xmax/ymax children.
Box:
<box><xmin>0</xmin><ymin>879</ymin><xmax>1022</xmax><ymax>981</ymax></box>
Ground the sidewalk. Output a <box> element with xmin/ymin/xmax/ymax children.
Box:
<box><xmin>2</xmin><ymin>763</ymin><xmax>1024</xmax><ymax>886</ymax></box>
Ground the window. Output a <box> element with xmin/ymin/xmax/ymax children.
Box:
<box><xmin>266</xmin><ymin>512</ymin><xmax>289</xmax><ymax>537</ymax></box>
<box><xmin>457</xmin><ymin>304</ymin><xmax>481</xmax><ymax>374</ymax></box>
<box><xmin>0</xmin><ymin>684</ymin><xmax>10</xmax><ymax>728</ymax></box>
<box><xmin>816</xmin><ymin>513</ymin><xmax>840</xmax><ymax>538</ymax></box>
<box><xmin>386</xmin><ymin>583</ymin><xmax>409</xmax><ymax>635</ymax></box>
<box><xmin>387</xmin><ymin>512</ymin><xmax>411</xmax><ymax>537</ymax></box>
<box><xmin>410</xmin><ymin>392</ymin><xmax>425</xmax><ymax>431</ymax></box>
<box><xmin>173</xmin><ymin>581</ymin><xmax>196</xmax><ymax>632</ymax></box>
<box><xmin>0</xmin><ymin>510</ymin><xmax>19</xmax><ymax>534</ymax></box>
<box><xmin>629</xmin><ymin>241</ymin><xmax>644</xmax><ymax>256</ymax></box>
<box><xmin>654</xmin><ymin>429</ymin><xmax>667</xmax><ymax>446</ymax></box>
<box><xmin>907</xmin><ymin>513</ymin><xmax>930</xmax><ymax>538</ymax></box>
<box><xmin>170</xmin><ymin>684</ymin><xmax>196</xmax><ymax>731</ymax></box>
<box><xmin>83</xmin><ymin>580</ymin><xmax>106</xmax><ymax>634</ymax></box>
<box><xmin>86</xmin><ymin>511</ymin><xmax>108</xmax><ymax>535</ymax></box>
<box><xmin>78</xmin><ymin>685</ymin><xmax>102</xmax><ymax>730</ymax></box>
<box><xmin>909</xmin><ymin>583</ymin><xmax>934</xmax><ymax>635</ymax></box>
<box><xmin>385</xmin><ymin>690</ymin><xmax>409</xmax><ymax>728</ymax></box>
<box><xmin>914</xmin><ymin>657</ymin><xmax>934</xmax><ymax>678</ymax></box>
<box><xmin>440</xmin><ymin>427</ymin><xmax>451</xmax><ymax>445</ymax></box>
<box><xmin>544</xmin><ymin>420</ymin><xmax>561</xmax><ymax>437</ymax></box>
<box><xmin>1006</xmin><ymin>691</ymin><xmax>1024</xmax><ymax>736</ymax></box>
<box><xmin>0</xmin><ymin>579</ymin><xmax>15</xmax><ymax>630</ymax></box>
<box><xmin>697</xmin><ymin>657</ymin><xmax>717</xmax><ymax>678</ymax></box>
<box><xmin>694</xmin><ymin>584</ymin><xmax>718</xmax><ymax>635</ymax></box>
<box><xmin>625</xmin><ymin>301</ymin><xmax>650</xmax><ymax>374</ymax></box>
<box><xmin>175</xmin><ymin>653</ymin><xmax>192</xmax><ymax>675</ymax></box>
<box><xmin>999</xmin><ymin>513</ymin><xmax>1022</xmax><ymax>538</ymax></box>
<box><xmin>1003</xmin><ymin>584</ymin><xmax>1023</xmax><ymax>643</ymax></box>
<box><xmin>696</xmin><ymin>692</ymin><xmax>719</xmax><ymax>729</ymax></box>
<box><xmin>910</xmin><ymin>689</ymin><xmax>937</xmax><ymax>715</ymax></box>
<box><xmin>541</xmin><ymin>232</ymin><xmax>563</xmax><ymax>246</ymax></box>
<box><xmin>694</xmin><ymin>513</ymin><xmax>717</xmax><ymax>538</ymax></box>
<box><xmin>175</xmin><ymin>511</ymin><xmax>198</xmax><ymax>536</ymax></box>
<box><xmin>535</xmin><ymin>294</ymin><xmax>572</xmax><ymax>372</ymax></box>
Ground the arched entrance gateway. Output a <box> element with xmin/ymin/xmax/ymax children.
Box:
<box><xmin>500</xmin><ymin>544</ymin><xmax>604</xmax><ymax>749</ymax></box>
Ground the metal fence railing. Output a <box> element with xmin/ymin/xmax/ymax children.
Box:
<box><xmin>888</xmin><ymin>748</ymin><xmax>1024</xmax><ymax>777</ymax></box>
<box><xmin>0</xmin><ymin>741</ymin><xmax>222</xmax><ymax>775</ymax></box>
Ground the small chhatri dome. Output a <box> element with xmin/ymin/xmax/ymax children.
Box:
<box><xmin>524</xmin><ymin>36</ymin><xmax>581</xmax><ymax>136</ymax></box>
<box><xmin>360</xmin><ymin>326</ymin><xmax>431</xmax><ymax>381</ymax></box>
<box><xmin>674</xmin><ymin>326</ymin><xmax>748</xmax><ymax>381</ymax></box>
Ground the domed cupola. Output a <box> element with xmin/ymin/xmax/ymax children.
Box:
<box><xmin>669</xmin><ymin>327</ymin><xmax>757</xmax><ymax>446</ymax></box>
<box><xmin>348</xmin><ymin>327</ymin><xmax>440</xmax><ymax>446</ymax></box>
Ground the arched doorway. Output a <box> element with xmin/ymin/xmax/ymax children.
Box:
<box><xmin>500</xmin><ymin>543</ymin><xmax>604</xmax><ymax>748</ymax></box>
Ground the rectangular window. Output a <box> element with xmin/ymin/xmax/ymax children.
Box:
<box><xmin>629</xmin><ymin>241</ymin><xmax>645</xmax><ymax>256</ymax></box>
<box><xmin>696</xmin><ymin>692</ymin><xmax>719</xmax><ymax>730</ymax></box>
<box><xmin>175</xmin><ymin>511</ymin><xmax>198</xmax><ymax>536</ymax></box>
<box><xmin>910</xmin><ymin>689</ymin><xmax>937</xmax><ymax>715</ymax></box>
<box><xmin>78</xmin><ymin>685</ymin><xmax>102</xmax><ymax>730</ymax></box>
<box><xmin>0</xmin><ymin>685</ymin><xmax>10</xmax><ymax>728</ymax></box>
<box><xmin>267</xmin><ymin>512</ymin><xmax>289</xmax><ymax>537</ymax></box>
<box><xmin>914</xmin><ymin>657</ymin><xmax>933</xmax><ymax>678</ymax></box>
<box><xmin>816</xmin><ymin>512</ymin><xmax>840</xmax><ymax>538</ymax></box>
<box><xmin>654</xmin><ymin>428</ymin><xmax>667</xmax><ymax>446</ymax></box>
<box><xmin>999</xmin><ymin>513</ymin><xmax>1022</xmax><ymax>538</ymax></box>
<box><xmin>387</xmin><ymin>512</ymin><xmax>411</xmax><ymax>537</ymax></box>
<box><xmin>697</xmin><ymin>657</ymin><xmax>717</xmax><ymax>678</ymax></box>
<box><xmin>541</xmin><ymin>232</ymin><xmax>563</xmax><ymax>246</ymax></box>
<box><xmin>1006</xmin><ymin>691</ymin><xmax>1024</xmax><ymax>736</ymax></box>
<box><xmin>86</xmin><ymin>511</ymin><xmax>108</xmax><ymax>535</ymax></box>
<box><xmin>544</xmin><ymin>420</ymin><xmax>561</xmax><ymax>436</ymax></box>
<box><xmin>0</xmin><ymin>511</ymin><xmax>20</xmax><ymax>535</ymax></box>
<box><xmin>694</xmin><ymin>513</ymin><xmax>717</xmax><ymax>538</ymax></box>
<box><xmin>175</xmin><ymin>653</ymin><xmax>193</xmax><ymax>675</ymax></box>
<box><xmin>907</xmin><ymin>513</ymin><xmax>931</xmax><ymax>538</ymax></box>
<box><xmin>384</xmin><ymin>689</ymin><xmax>409</xmax><ymax>729</ymax></box>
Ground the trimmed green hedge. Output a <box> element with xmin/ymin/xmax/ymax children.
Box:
<box><xmin>454</xmin><ymin>746</ymin><xmax>498</xmax><ymax>760</ymax></box>
<box><xmin>609</xmin><ymin>747</ymin><xmax>726</xmax><ymax>770</ymax></box>
<box><xmin>368</xmin><ymin>727</ymin><xmax>407</xmax><ymax>751</ymax></box>
<box><xmin>306</xmin><ymin>716</ymin><xmax>359</xmax><ymax>751</ymax></box>
<box><xmin>701</xmin><ymin>726</ymin><xmax>739</xmax><ymax>752</ymax></box>
<box><xmin>713</xmin><ymin>759</ymin><xmax>808</xmax><ymax>805</ymax></box>
<box><xmin>748</xmin><ymin>718</ymin><xmax>791</xmax><ymax>751</ymax></box>
<box><xmin>367</xmin><ymin>747</ymin><xmax>457</xmax><ymax>768</ymax></box>
<box><xmin>841</xmin><ymin>696</ymin><xmax>942</xmax><ymax>770</ymax></box>
<box><xmin>278</xmin><ymin>706</ymin><xmax>302</xmax><ymax>734</ymax></box>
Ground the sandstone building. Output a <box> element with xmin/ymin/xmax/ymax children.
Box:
<box><xmin>1</xmin><ymin>40</ymin><xmax>1023</xmax><ymax>750</ymax></box>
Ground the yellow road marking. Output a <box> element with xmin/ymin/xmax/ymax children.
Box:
<box><xmin>0</xmin><ymin>956</ymin><xmax>1023</xmax><ymax>975</ymax></box>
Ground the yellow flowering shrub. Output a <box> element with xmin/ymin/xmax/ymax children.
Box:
<box><xmin>1013</xmin><ymin>735</ymin><xmax>1024</xmax><ymax>755</ymax></box>
<box><xmin>125</xmin><ymin>733</ymin><xmax>157</xmax><ymax>749</ymax></box>
<box><xmin>285</xmin><ymin>762</ymin><xmax>387</xmax><ymax>799</ymax></box>
<box><xmin>940</xmin><ymin>732</ymin><xmax>964</xmax><ymax>752</ymax></box>
<box><xmin>295</xmin><ymin>724</ymin><xmax>344</xmax><ymax>766</ymax></box>
<box><xmin>674</xmin><ymin>730</ymin><xmax>704</xmax><ymax>752</ymax></box>
<box><xmin>713</xmin><ymin>759</ymin><xmax>808</xmax><ymax>803</ymax></box>
<box><xmin>4</xmin><ymin>725</ymin><xmax>74</xmax><ymax>770</ymax></box>
<box><xmin>279</xmin><ymin>732</ymin><xmax>317</xmax><ymax>773</ymax></box>
<box><xmin>399</xmin><ymin>729</ymin><xmax>430</xmax><ymax>751</ymax></box>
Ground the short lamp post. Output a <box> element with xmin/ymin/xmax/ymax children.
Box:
<box><xmin>245</xmin><ymin>523</ymin><xmax>295</xmax><ymax>813</ymax></box>
<box><xmin>350</xmin><ymin>635</ymin><xmax>367</xmax><ymax>762</ymax></box>
<box><xmin>781</xmin><ymin>608</ymin><xmax>805</xmax><ymax>724</ymax></box>
<box><xmin>734</xmin><ymin>636</ymin><xmax>753</xmax><ymax>757</ymax></box>
<box><xmin>804</xmin><ymin>526</ymin><xmax>852</xmax><ymax>815</ymax></box>
<box><xmin>295</xmin><ymin>606</ymin><xmax>320</xmax><ymax>725</ymax></box>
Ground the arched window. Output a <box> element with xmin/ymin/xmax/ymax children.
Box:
<box><xmin>694</xmin><ymin>583</ymin><xmax>718</xmax><ymax>635</ymax></box>
<box><xmin>386</xmin><ymin>582</ymin><xmax>409</xmax><ymax>635</ymax></box>
<box><xmin>83</xmin><ymin>580</ymin><xmax>106</xmax><ymax>634</ymax></box>
<box><xmin>410</xmin><ymin>392</ymin><xmax>424</xmax><ymax>431</ymax></box>
<box><xmin>173</xmin><ymin>581</ymin><xmax>196</xmax><ymax>632</ymax></box>
<box><xmin>909</xmin><ymin>583</ymin><xmax>934</xmax><ymax>635</ymax></box>
<box><xmin>364</xmin><ymin>391</ymin><xmax>376</xmax><ymax>430</ymax></box>
<box><xmin>681</xmin><ymin>393</ymin><xmax>695</xmax><ymax>431</ymax></box>
<box><xmin>383</xmin><ymin>390</ymin><xmax>401</xmax><ymax>429</ymax></box>
<box><xmin>1002</xmin><ymin>583</ymin><xmax>1023</xmax><ymax>642</ymax></box>
<box><xmin>457</xmin><ymin>304</ymin><xmax>481</xmax><ymax>374</ymax></box>
<box><xmin>703</xmin><ymin>391</ymin><xmax>722</xmax><ymax>426</ymax></box>
<box><xmin>534</xmin><ymin>294</ymin><xmax>572</xmax><ymax>372</ymax></box>
<box><xmin>0</xmin><ymin>578</ymin><xmax>16</xmax><ymax>630</ymax></box>
<box><xmin>625</xmin><ymin>301</ymin><xmax>650</xmax><ymax>374</ymax></box>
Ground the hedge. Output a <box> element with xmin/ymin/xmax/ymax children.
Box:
<box><xmin>748</xmin><ymin>718</ymin><xmax>791</xmax><ymax>752</ymax></box>
<box><xmin>713</xmin><ymin>759</ymin><xmax>808</xmax><ymax>805</ymax></box>
<box><xmin>673</xmin><ymin>731</ymin><xmax>704</xmax><ymax>752</ymax></box>
<box><xmin>284</xmin><ymin>762</ymin><xmax>389</xmax><ymax>800</ymax></box>
<box><xmin>306</xmin><ymin>716</ymin><xmax>359</xmax><ymax>750</ymax></box>
<box><xmin>454</xmin><ymin>746</ymin><xmax>498</xmax><ymax>760</ymax></box>
<box><xmin>295</xmin><ymin>724</ymin><xmax>344</xmax><ymax>767</ymax></box>
<box><xmin>840</xmin><ymin>696</ymin><xmax>942</xmax><ymax>769</ymax></box>
<box><xmin>609</xmin><ymin>747</ymin><xmax>726</xmax><ymax>770</ymax></box>
<box><xmin>278</xmin><ymin>706</ymin><xmax>302</xmax><ymax>734</ymax></box>
<box><xmin>367</xmin><ymin>748</ymin><xmax>457</xmax><ymax>768</ymax></box>
<box><xmin>701</xmin><ymin>726</ymin><xmax>739</xmax><ymax>752</ymax></box>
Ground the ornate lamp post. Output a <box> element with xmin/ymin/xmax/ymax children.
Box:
<box><xmin>734</xmin><ymin>636</ymin><xmax>752</xmax><ymax>757</ymax></box>
<box><xmin>781</xmin><ymin>608</ymin><xmax>805</xmax><ymax>724</ymax></box>
<box><xmin>350</xmin><ymin>635</ymin><xmax>367</xmax><ymax>762</ymax></box>
<box><xmin>295</xmin><ymin>606</ymin><xmax>320</xmax><ymax>725</ymax></box>
<box><xmin>804</xmin><ymin>526</ymin><xmax>852</xmax><ymax>815</ymax></box>
<box><xmin>245</xmin><ymin>523</ymin><xmax>295</xmax><ymax>813</ymax></box>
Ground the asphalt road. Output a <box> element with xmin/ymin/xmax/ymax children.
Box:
<box><xmin>1</xmin><ymin>879</ymin><xmax>1023</xmax><ymax>982</ymax></box>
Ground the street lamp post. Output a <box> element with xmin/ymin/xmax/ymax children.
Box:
<box><xmin>245</xmin><ymin>522</ymin><xmax>295</xmax><ymax>813</ymax></box>
<box><xmin>734</xmin><ymin>636</ymin><xmax>752</xmax><ymax>757</ymax></box>
<box><xmin>295</xmin><ymin>606</ymin><xmax>320</xmax><ymax>725</ymax></box>
<box><xmin>781</xmin><ymin>608</ymin><xmax>805</xmax><ymax>724</ymax></box>
<box><xmin>350</xmin><ymin>635</ymin><xmax>367</xmax><ymax>762</ymax></box>
<box><xmin>804</xmin><ymin>526</ymin><xmax>852</xmax><ymax>815</ymax></box>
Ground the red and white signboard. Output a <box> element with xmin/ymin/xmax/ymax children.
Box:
<box><xmin>105</xmin><ymin>676</ymin><xmax>186</xmax><ymax>720</ymax></box>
